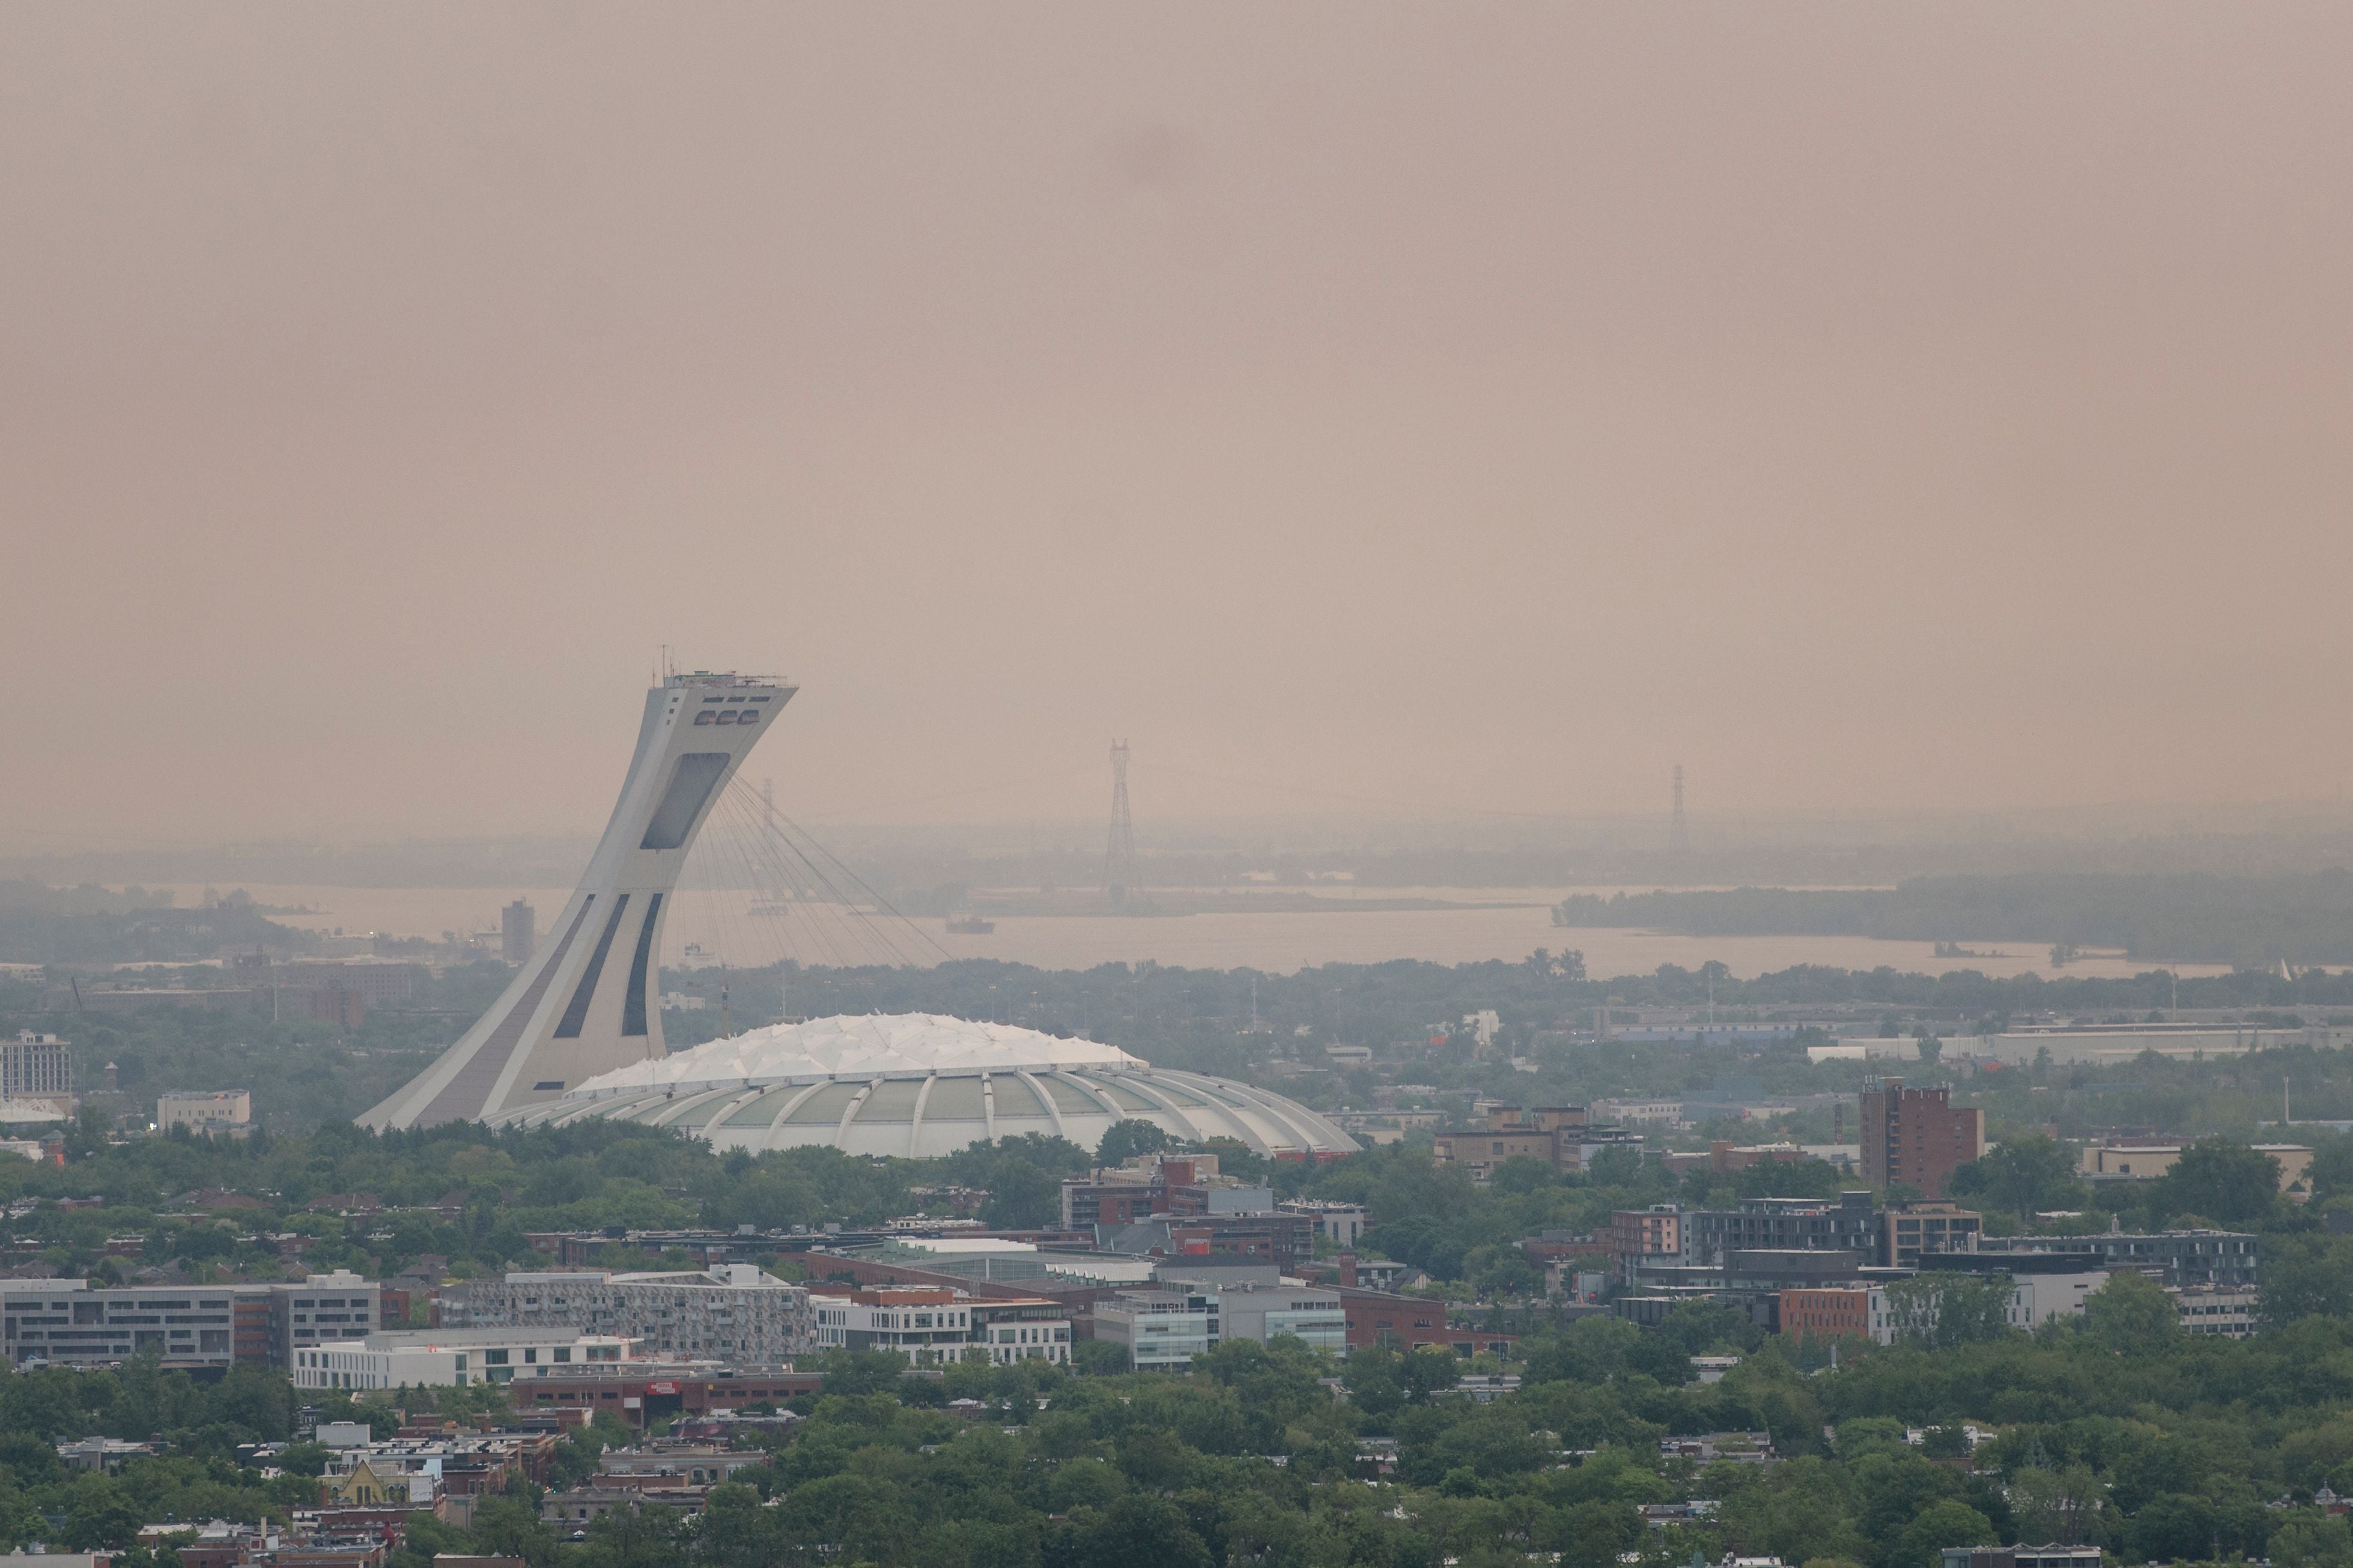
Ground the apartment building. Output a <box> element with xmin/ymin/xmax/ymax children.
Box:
<box><xmin>1880</xmin><ymin>1200</ymin><xmax>1983</xmax><ymax>1267</ymax></box>
<box><xmin>1859</xmin><ymin>1079</ymin><xmax>1984</xmax><ymax>1199</ymax></box>
<box><xmin>1611</xmin><ymin>1206</ymin><xmax>1684</xmax><ymax>1276</ymax></box>
<box><xmin>1684</xmin><ymin>1193</ymin><xmax>1878</xmax><ymax>1267</ymax></box>
<box><xmin>1</xmin><ymin>1032</ymin><xmax>73</xmax><ymax>1101</ymax></box>
<box><xmin>436</xmin><ymin>1264</ymin><xmax>813</xmax><ymax>1363</ymax></box>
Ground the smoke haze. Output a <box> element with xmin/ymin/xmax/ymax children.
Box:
<box><xmin>5</xmin><ymin>4</ymin><xmax>2351</xmax><ymax>846</ymax></box>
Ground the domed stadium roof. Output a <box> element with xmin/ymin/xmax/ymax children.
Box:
<box><xmin>487</xmin><ymin>1013</ymin><xmax>1358</xmax><ymax>1161</ymax></box>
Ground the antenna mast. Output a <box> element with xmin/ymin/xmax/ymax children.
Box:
<box><xmin>1668</xmin><ymin>763</ymin><xmax>1690</xmax><ymax>855</ymax></box>
<box><xmin>1104</xmin><ymin>739</ymin><xmax>1138</xmax><ymax>905</ymax></box>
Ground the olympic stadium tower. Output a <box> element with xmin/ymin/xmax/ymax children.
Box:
<box><xmin>362</xmin><ymin>671</ymin><xmax>794</xmax><ymax>1130</ymax></box>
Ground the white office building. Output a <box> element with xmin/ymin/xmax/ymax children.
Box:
<box><xmin>808</xmin><ymin>1287</ymin><xmax>1071</xmax><ymax>1365</ymax></box>
<box><xmin>1092</xmin><ymin>1288</ymin><xmax>1220</xmax><ymax>1370</ymax></box>
<box><xmin>1210</xmin><ymin>1283</ymin><xmax>1348</xmax><ymax>1351</ymax></box>
<box><xmin>293</xmin><ymin>1329</ymin><xmax>634</xmax><ymax>1390</ymax></box>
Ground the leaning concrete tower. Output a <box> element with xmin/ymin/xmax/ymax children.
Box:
<box><xmin>362</xmin><ymin>671</ymin><xmax>795</xmax><ymax>1129</ymax></box>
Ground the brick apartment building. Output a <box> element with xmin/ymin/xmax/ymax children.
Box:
<box><xmin>1778</xmin><ymin>1287</ymin><xmax>1874</xmax><ymax>1341</ymax></box>
<box><xmin>1859</xmin><ymin>1079</ymin><xmax>1985</xmax><ymax>1198</ymax></box>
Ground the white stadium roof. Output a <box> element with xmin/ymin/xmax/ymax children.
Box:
<box><xmin>488</xmin><ymin>1012</ymin><xmax>1358</xmax><ymax>1161</ymax></box>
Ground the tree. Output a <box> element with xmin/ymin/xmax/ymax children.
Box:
<box><xmin>2007</xmin><ymin>1465</ymin><xmax>2106</xmax><ymax>1546</ymax></box>
<box><xmin>1891</xmin><ymin>1501</ymin><xmax>1996</xmax><ymax>1568</ymax></box>
<box><xmin>813</xmin><ymin>1348</ymin><xmax>907</xmax><ymax>1395</ymax></box>
<box><xmin>1096</xmin><ymin>1119</ymin><xmax>1171</xmax><ymax>1167</ymax></box>
<box><xmin>2130</xmin><ymin>1494</ymin><xmax>2219</xmax><ymax>1564</ymax></box>
<box><xmin>2083</xmin><ymin>1269</ymin><xmax>2181</xmax><ymax>1352</ymax></box>
<box><xmin>1951</xmin><ymin>1136</ymin><xmax>2081</xmax><ymax>1225</ymax></box>
<box><xmin>982</xmin><ymin>1156</ymin><xmax>1062</xmax><ymax>1229</ymax></box>
<box><xmin>1878</xmin><ymin>1274</ymin><xmax>2014</xmax><ymax>1349</ymax></box>
<box><xmin>2261</xmin><ymin>1235</ymin><xmax>2353</xmax><ymax>1326</ymax></box>
<box><xmin>1465</xmin><ymin>1243</ymin><xmax>1540</xmax><ymax>1297</ymax></box>
<box><xmin>1064</xmin><ymin>1495</ymin><xmax>1215</xmax><ymax>1568</ymax></box>
<box><xmin>2153</xmin><ymin>1139</ymin><xmax>2281</xmax><ymax>1227</ymax></box>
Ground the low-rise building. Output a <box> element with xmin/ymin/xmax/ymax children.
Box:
<box><xmin>1592</xmin><ymin>1098</ymin><xmax>1689</xmax><ymax>1130</ymax></box>
<box><xmin>1779</xmin><ymin>1288</ymin><xmax>1874</xmax><ymax>1342</ymax></box>
<box><xmin>1941</xmin><ymin>1547</ymin><xmax>2102</xmax><ymax>1568</ymax></box>
<box><xmin>2079</xmin><ymin>1142</ymin><xmax>2313</xmax><ymax>1199</ymax></box>
<box><xmin>1898</xmin><ymin>1255</ymin><xmax>2113</xmax><ymax>1337</ymax></box>
<box><xmin>2170</xmin><ymin>1282</ymin><xmax>2259</xmax><ymax>1338</ymax></box>
<box><xmin>1278</xmin><ymin>1200</ymin><xmax>1368</xmax><ymax>1248</ymax></box>
<box><xmin>1091</xmin><ymin>1212</ymin><xmax>1319</xmax><ymax>1274</ymax></box>
<box><xmin>510</xmin><ymin>1369</ymin><xmax>822</xmax><ymax>1429</ymax></box>
<box><xmin>293</xmin><ymin>1330</ymin><xmax>634</xmax><ymax>1390</ymax></box>
<box><xmin>1432</xmin><ymin>1105</ymin><xmax>1588</xmax><ymax>1182</ymax></box>
<box><xmin>56</xmin><ymin>1436</ymin><xmax>156</xmax><ymax>1471</ymax></box>
<box><xmin>596</xmin><ymin>1444</ymin><xmax>767</xmax><ymax>1489</ymax></box>
<box><xmin>1091</xmin><ymin>1288</ymin><xmax>1218</xmax><ymax>1370</ymax></box>
<box><xmin>157</xmin><ymin>1091</ymin><xmax>252</xmax><ymax>1138</ymax></box>
<box><xmin>1207</xmin><ymin>1283</ymin><xmax>1348</xmax><ymax>1351</ymax></box>
<box><xmin>807</xmin><ymin>1286</ymin><xmax>1072</xmax><ymax>1365</ymax></box>
<box><xmin>542</xmin><ymin>1488</ymin><xmax>666</xmax><ymax>1530</ymax></box>
<box><xmin>1976</xmin><ymin>1230</ymin><xmax>2259</xmax><ymax>1288</ymax></box>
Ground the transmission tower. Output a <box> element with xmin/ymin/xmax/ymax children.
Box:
<box><xmin>1668</xmin><ymin>763</ymin><xmax>1690</xmax><ymax>854</ymax></box>
<box><xmin>1104</xmin><ymin>739</ymin><xmax>1138</xmax><ymax>904</ymax></box>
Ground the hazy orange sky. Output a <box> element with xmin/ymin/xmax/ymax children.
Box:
<box><xmin>5</xmin><ymin>4</ymin><xmax>2351</xmax><ymax>847</ymax></box>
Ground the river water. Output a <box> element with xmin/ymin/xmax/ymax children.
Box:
<box><xmin>148</xmin><ymin>883</ymin><xmax>2224</xmax><ymax>981</ymax></box>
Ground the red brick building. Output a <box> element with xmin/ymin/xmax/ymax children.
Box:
<box><xmin>1859</xmin><ymin>1079</ymin><xmax>1984</xmax><ymax>1199</ymax></box>
<box><xmin>1778</xmin><ymin>1287</ymin><xmax>1872</xmax><ymax>1342</ymax></box>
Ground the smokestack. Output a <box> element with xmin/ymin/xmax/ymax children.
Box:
<box><xmin>1338</xmin><ymin>1253</ymin><xmax>1358</xmax><ymax>1289</ymax></box>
